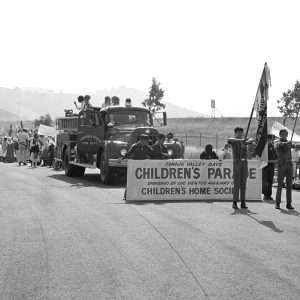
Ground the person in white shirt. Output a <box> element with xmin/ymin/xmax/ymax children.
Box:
<box><xmin>17</xmin><ymin>128</ymin><xmax>29</xmax><ymax>165</ymax></box>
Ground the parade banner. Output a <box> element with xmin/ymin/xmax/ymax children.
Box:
<box><xmin>253</xmin><ymin>63</ymin><xmax>271</xmax><ymax>166</ymax></box>
<box><xmin>38</xmin><ymin>124</ymin><xmax>56</xmax><ymax>137</ymax></box>
<box><xmin>126</xmin><ymin>159</ymin><xmax>262</xmax><ymax>201</ymax></box>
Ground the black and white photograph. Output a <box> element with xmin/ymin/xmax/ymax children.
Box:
<box><xmin>0</xmin><ymin>1</ymin><xmax>300</xmax><ymax>299</ymax></box>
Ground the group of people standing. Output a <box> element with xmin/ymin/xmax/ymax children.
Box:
<box><xmin>228</xmin><ymin>127</ymin><xmax>295</xmax><ymax>210</ymax></box>
<box><xmin>121</xmin><ymin>133</ymin><xmax>169</xmax><ymax>161</ymax></box>
<box><xmin>197</xmin><ymin>127</ymin><xmax>296</xmax><ymax>210</ymax></box>
<box><xmin>0</xmin><ymin>128</ymin><xmax>55</xmax><ymax>168</ymax></box>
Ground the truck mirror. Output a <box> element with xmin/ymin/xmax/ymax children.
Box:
<box><xmin>163</xmin><ymin>111</ymin><xmax>167</xmax><ymax>126</ymax></box>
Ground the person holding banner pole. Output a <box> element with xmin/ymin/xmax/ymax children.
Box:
<box><xmin>121</xmin><ymin>134</ymin><xmax>156</xmax><ymax>161</ymax></box>
<box><xmin>262</xmin><ymin>134</ymin><xmax>277</xmax><ymax>200</ymax></box>
<box><xmin>120</xmin><ymin>134</ymin><xmax>158</xmax><ymax>200</ymax></box>
<box><xmin>275</xmin><ymin>129</ymin><xmax>294</xmax><ymax>209</ymax></box>
<box><xmin>152</xmin><ymin>133</ymin><xmax>169</xmax><ymax>159</ymax></box>
<box><xmin>228</xmin><ymin>127</ymin><xmax>250</xmax><ymax>209</ymax></box>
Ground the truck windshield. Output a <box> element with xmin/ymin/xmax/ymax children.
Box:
<box><xmin>79</xmin><ymin>110</ymin><xmax>101</xmax><ymax>128</ymax></box>
<box><xmin>107</xmin><ymin>110</ymin><xmax>152</xmax><ymax>126</ymax></box>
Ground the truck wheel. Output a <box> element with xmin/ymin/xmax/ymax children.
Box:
<box><xmin>100</xmin><ymin>154</ymin><xmax>112</xmax><ymax>184</ymax></box>
<box><xmin>75</xmin><ymin>166</ymin><xmax>85</xmax><ymax>177</ymax></box>
<box><xmin>64</xmin><ymin>153</ymin><xmax>76</xmax><ymax>177</ymax></box>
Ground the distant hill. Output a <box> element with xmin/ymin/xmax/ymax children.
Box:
<box><xmin>0</xmin><ymin>86</ymin><xmax>205</xmax><ymax>120</ymax></box>
<box><xmin>0</xmin><ymin>109</ymin><xmax>20</xmax><ymax>122</ymax></box>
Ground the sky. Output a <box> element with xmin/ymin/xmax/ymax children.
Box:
<box><xmin>0</xmin><ymin>0</ymin><xmax>300</xmax><ymax>117</ymax></box>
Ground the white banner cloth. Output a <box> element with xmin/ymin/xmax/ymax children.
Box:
<box><xmin>38</xmin><ymin>124</ymin><xmax>56</xmax><ymax>137</ymax></box>
<box><xmin>126</xmin><ymin>159</ymin><xmax>262</xmax><ymax>201</ymax></box>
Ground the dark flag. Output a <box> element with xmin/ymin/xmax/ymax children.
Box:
<box><xmin>253</xmin><ymin>63</ymin><xmax>271</xmax><ymax>166</ymax></box>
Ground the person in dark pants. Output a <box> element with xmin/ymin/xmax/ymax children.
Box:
<box><xmin>200</xmin><ymin>144</ymin><xmax>219</xmax><ymax>160</ymax></box>
<box><xmin>228</xmin><ymin>127</ymin><xmax>249</xmax><ymax>209</ymax></box>
<box><xmin>262</xmin><ymin>134</ymin><xmax>277</xmax><ymax>200</ymax></box>
<box><xmin>275</xmin><ymin>129</ymin><xmax>294</xmax><ymax>210</ymax></box>
<box><xmin>122</xmin><ymin>134</ymin><xmax>155</xmax><ymax>160</ymax></box>
<box><xmin>120</xmin><ymin>134</ymin><xmax>158</xmax><ymax>200</ymax></box>
<box><xmin>152</xmin><ymin>133</ymin><xmax>169</xmax><ymax>159</ymax></box>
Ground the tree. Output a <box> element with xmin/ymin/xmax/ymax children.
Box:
<box><xmin>142</xmin><ymin>77</ymin><xmax>165</xmax><ymax>113</ymax></box>
<box><xmin>277</xmin><ymin>80</ymin><xmax>300</xmax><ymax>124</ymax></box>
<box><xmin>34</xmin><ymin>113</ymin><xmax>53</xmax><ymax>127</ymax></box>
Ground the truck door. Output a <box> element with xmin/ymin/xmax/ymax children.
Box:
<box><xmin>77</xmin><ymin>110</ymin><xmax>104</xmax><ymax>156</ymax></box>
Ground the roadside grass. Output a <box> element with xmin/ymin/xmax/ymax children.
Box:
<box><xmin>159</xmin><ymin>116</ymin><xmax>296</xmax><ymax>151</ymax></box>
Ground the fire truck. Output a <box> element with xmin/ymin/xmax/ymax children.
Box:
<box><xmin>55</xmin><ymin>100</ymin><xmax>184</xmax><ymax>184</ymax></box>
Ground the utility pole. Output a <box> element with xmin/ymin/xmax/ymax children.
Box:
<box><xmin>211</xmin><ymin>99</ymin><xmax>215</xmax><ymax>118</ymax></box>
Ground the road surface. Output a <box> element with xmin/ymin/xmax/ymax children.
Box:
<box><xmin>0</xmin><ymin>163</ymin><xmax>300</xmax><ymax>300</ymax></box>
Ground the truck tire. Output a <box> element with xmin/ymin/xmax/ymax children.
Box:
<box><xmin>75</xmin><ymin>166</ymin><xmax>85</xmax><ymax>177</ymax></box>
<box><xmin>99</xmin><ymin>154</ymin><xmax>112</xmax><ymax>184</ymax></box>
<box><xmin>64</xmin><ymin>153</ymin><xmax>76</xmax><ymax>177</ymax></box>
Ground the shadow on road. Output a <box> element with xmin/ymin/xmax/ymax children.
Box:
<box><xmin>251</xmin><ymin>219</ymin><xmax>284</xmax><ymax>233</ymax></box>
<box><xmin>231</xmin><ymin>209</ymin><xmax>283</xmax><ymax>233</ymax></box>
<box><xmin>230</xmin><ymin>209</ymin><xmax>257</xmax><ymax>215</ymax></box>
<box><xmin>280</xmin><ymin>209</ymin><xmax>300</xmax><ymax>217</ymax></box>
<box><xmin>263</xmin><ymin>199</ymin><xmax>276</xmax><ymax>205</ymax></box>
<box><xmin>48</xmin><ymin>174</ymin><xmax>126</xmax><ymax>189</ymax></box>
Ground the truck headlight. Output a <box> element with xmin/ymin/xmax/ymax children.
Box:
<box><xmin>168</xmin><ymin>149</ymin><xmax>173</xmax><ymax>156</ymax></box>
<box><xmin>120</xmin><ymin>149</ymin><xmax>127</xmax><ymax>157</ymax></box>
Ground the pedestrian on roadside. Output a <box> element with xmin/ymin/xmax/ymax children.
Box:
<box><xmin>2</xmin><ymin>137</ymin><xmax>8</xmax><ymax>160</ymax></box>
<box><xmin>291</xmin><ymin>143</ymin><xmax>300</xmax><ymax>180</ymax></box>
<box><xmin>0</xmin><ymin>138</ymin><xmax>3</xmax><ymax>161</ymax></box>
<box><xmin>275</xmin><ymin>129</ymin><xmax>294</xmax><ymax>210</ymax></box>
<box><xmin>16</xmin><ymin>128</ymin><xmax>29</xmax><ymax>165</ymax></box>
<box><xmin>30</xmin><ymin>133</ymin><xmax>40</xmax><ymax>168</ymax></box>
<box><xmin>221</xmin><ymin>143</ymin><xmax>232</xmax><ymax>159</ymax></box>
<box><xmin>262</xmin><ymin>134</ymin><xmax>277</xmax><ymax>200</ymax></box>
<box><xmin>152</xmin><ymin>133</ymin><xmax>169</xmax><ymax>159</ymax></box>
<box><xmin>5</xmin><ymin>137</ymin><xmax>15</xmax><ymax>163</ymax></box>
<box><xmin>47</xmin><ymin>139</ymin><xmax>55</xmax><ymax>167</ymax></box>
<box><xmin>228</xmin><ymin>127</ymin><xmax>250</xmax><ymax>209</ymax></box>
<box><xmin>200</xmin><ymin>144</ymin><xmax>218</xmax><ymax>160</ymax></box>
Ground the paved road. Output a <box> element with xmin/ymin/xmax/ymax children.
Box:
<box><xmin>0</xmin><ymin>163</ymin><xmax>300</xmax><ymax>300</ymax></box>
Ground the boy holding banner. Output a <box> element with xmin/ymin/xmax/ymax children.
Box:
<box><xmin>275</xmin><ymin>129</ymin><xmax>294</xmax><ymax>210</ymax></box>
<box><xmin>228</xmin><ymin>127</ymin><xmax>250</xmax><ymax>210</ymax></box>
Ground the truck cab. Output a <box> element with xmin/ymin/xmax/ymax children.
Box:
<box><xmin>55</xmin><ymin>102</ymin><xmax>183</xmax><ymax>184</ymax></box>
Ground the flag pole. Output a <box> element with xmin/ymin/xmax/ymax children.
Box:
<box><xmin>291</xmin><ymin>105</ymin><xmax>300</xmax><ymax>142</ymax></box>
<box><xmin>244</xmin><ymin>63</ymin><xmax>268</xmax><ymax>140</ymax></box>
<box><xmin>244</xmin><ymin>105</ymin><xmax>255</xmax><ymax>140</ymax></box>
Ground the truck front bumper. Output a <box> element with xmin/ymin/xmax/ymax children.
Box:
<box><xmin>108</xmin><ymin>159</ymin><xmax>128</xmax><ymax>167</ymax></box>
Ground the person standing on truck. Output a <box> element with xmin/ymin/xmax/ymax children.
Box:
<box><xmin>74</xmin><ymin>95</ymin><xmax>85</xmax><ymax>111</ymax></box>
<box><xmin>275</xmin><ymin>129</ymin><xmax>294</xmax><ymax>210</ymax></box>
<box><xmin>152</xmin><ymin>133</ymin><xmax>169</xmax><ymax>159</ymax></box>
<box><xmin>83</xmin><ymin>95</ymin><xmax>92</xmax><ymax>109</ymax></box>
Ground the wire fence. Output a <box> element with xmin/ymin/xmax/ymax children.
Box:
<box><xmin>174</xmin><ymin>133</ymin><xmax>229</xmax><ymax>159</ymax></box>
<box><xmin>175</xmin><ymin>133</ymin><xmax>228</xmax><ymax>149</ymax></box>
